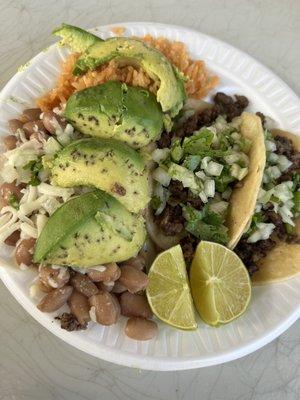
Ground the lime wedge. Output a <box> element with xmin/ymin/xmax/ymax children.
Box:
<box><xmin>146</xmin><ymin>245</ymin><xmax>197</xmax><ymax>330</ymax></box>
<box><xmin>190</xmin><ymin>241</ymin><xmax>251</xmax><ymax>326</ymax></box>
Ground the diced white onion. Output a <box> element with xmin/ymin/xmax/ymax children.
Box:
<box><xmin>153</xmin><ymin>167</ymin><xmax>171</xmax><ymax>187</ymax></box>
<box><xmin>267</xmin><ymin>152</ymin><xmax>279</xmax><ymax>164</ymax></box>
<box><xmin>273</xmin><ymin>181</ymin><xmax>293</xmax><ymax>202</ymax></box>
<box><xmin>205</xmin><ymin>161</ymin><xmax>223</xmax><ymax>176</ymax></box>
<box><xmin>224</xmin><ymin>153</ymin><xmax>241</xmax><ymax>165</ymax></box>
<box><xmin>230</xmin><ymin>164</ymin><xmax>248</xmax><ymax>180</ymax></box>
<box><xmin>265</xmin><ymin>166</ymin><xmax>281</xmax><ymax>180</ymax></box>
<box><xmin>204</xmin><ymin>179</ymin><xmax>215</xmax><ymax>198</ymax></box>
<box><xmin>195</xmin><ymin>170</ymin><xmax>207</xmax><ymax>180</ymax></box>
<box><xmin>278</xmin><ymin>205</ymin><xmax>295</xmax><ymax>226</ymax></box>
<box><xmin>209</xmin><ymin>201</ymin><xmax>228</xmax><ymax>214</ymax></box>
<box><xmin>265</xmin><ymin>140</ymin><xmax>277</xmax><ymax>152</ymax></box>
<box><xmin>222</xmin><ymin>187</ymin><xmax>232</xmax><ymax>200</ymax></box>
<box><xmin>247</xmin><ymin>223</ymin><xmax>275</xmax><ymax>243</ymax></box>
<box><xmin>199</xmin><ymin>191</ymin><xmax>208</xmax><ymax>203</ymax></box>
<box><xmin>151</xmin><ymin>148</ymin><xmax>170</xmax><ymax>163</ymax></box>
<box><xmin>277</xmin><ymin>155</ymin><xmax>293</xmax><ymax>172</ymax></box>
<box><xmin>201</xmin><ymin>156</ymin><xmax>211</xmax><ymax>170</ymax></box>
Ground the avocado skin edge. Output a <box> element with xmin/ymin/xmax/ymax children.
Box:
<box><xmin>73</xmin><ymin>37</ymin><xmax>187</xmax><ymax>117</ymax></box>
<box><xmin>52</xmin><ymin>23</ymin><xmax>102</xmax><ymax>52</ymax></box>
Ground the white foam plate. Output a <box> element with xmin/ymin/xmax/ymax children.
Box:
<box><xmin>0</xmin><ymin>22</ymin><xmax>299</xmax><ymax>371</ymax></box>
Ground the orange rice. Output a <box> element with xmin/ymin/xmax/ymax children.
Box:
<box><xmin>37</xmin><ymin>35</ymin><xmax>219</xmax><ymax>111</ymax></box>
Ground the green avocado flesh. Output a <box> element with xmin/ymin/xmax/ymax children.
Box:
<box><xmin>73</xmin><ymin>37</ymin><xmax>186</xmax><ymax>117</ymax></box>
<box><xmin>53</xmin><ymin>23</ymin><xmax>101</xmax><ymax>52</ymax></box>
<box><xmin>34</xmin><ymin>190</ymin><xmax>146</xmax><ymax>267</ymax></box>
<box><xmin>48</xmin><ymin>138</ymin><xmax>150</xmax><ymax>213</ymax></box>
<box><xmin>64</xmin><ymin>81</ymin><xmax>164</xmax><ymax>148</ymax></box>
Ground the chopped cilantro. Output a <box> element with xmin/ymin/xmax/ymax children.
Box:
<box><xmin>183</xmin><ymin>128</ymin><xmax>214</xmax><ymax>155</ymax></box>
<box><xmin>182</xmin><ymin>204</ymin><xmax>228</xmax><ymax>245</ymax></box>
<box><xmin>23</xmin><ymin>158</ymin><xmax>43</xmax><ymax>186</ymax></box>
<box><xmin>151</xmin><ymin>196</ymin><xmax>161</xmax><ymax>210</ymax></box>
<box><xmin>8</xmin><ymin>193</ymin><xmax>19</xmax><ymax>209</ymax></box>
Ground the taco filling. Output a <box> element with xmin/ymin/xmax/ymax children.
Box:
<box><xmin>149</xmin><ymin>93</ymin><xmax>260</xmax><ymax>261</ymax></box>
<box><xmin>235</xmin><ymin>127</ymin><xmax>300</xmax><ymax>277</ymax></box>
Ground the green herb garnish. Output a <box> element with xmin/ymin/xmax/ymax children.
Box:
<box><xmin>8</xmin><ymin>193</ymin><xmax>19</xmax><ymax>209</ymax></box>
<box><xmin>23</xmin><ymin>158</ymin><xmax>43</xmax><ymax>186</ymax></box>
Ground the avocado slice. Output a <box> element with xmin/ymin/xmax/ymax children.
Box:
<box><xmin>48</xmin><ymin>137</ymin><xmax>149</xmax><ymax>213</ymax></box>
<box><xmin>73</xmin><ymin>37</ymin><xmax>186</xmax><ymax>117</ymax></box>
<box><xmin>64</xmin><ymin>81</ymin><xmax>164</xmax><ymax>148</ymax></box>
<box><xmin>34</xmin><ymin>190</ymin><xmax>146</xmax><ymax>267</ymax></box>
<box><xmin>53</xmin><ymin>23</ymin><xmax>102</xmax><ymax>52</ymax></box>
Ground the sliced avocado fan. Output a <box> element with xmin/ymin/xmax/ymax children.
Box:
<box><xmin>73</xmin><ymin>37</ymin><xmax>186</xmax><ymax>117</ymax></box>
<box><xmin>53</xmin><ymin>23</ymin><xmax>102</xmax><ymax>52</ymax></box>
<box><xmin>34</xmin><ymin>190</ymin><xmax>146</xmax><ymax>267</ymax></box>
<box><xmin>47</xmin><ymin>137</ymin><xmax>150</xmax><ymax>214</ymax></box>
<box><xmin>64</xmin><ymin>81</ymin><xmax>164</xmax><ymax>148</ymax></box>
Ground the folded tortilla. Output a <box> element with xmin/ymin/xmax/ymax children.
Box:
<box><xmin>227</xmin><ymin>112</ymin><xmax>266</xmax><ymax>249</ymax></box>
<box><xmin>253</xmin><ymin>129</ymin><xmax>300</xmax><ymax>285</ymax></box>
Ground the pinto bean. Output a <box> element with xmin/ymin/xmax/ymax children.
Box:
<box><xmin>39</xmin><ymin>265</ymin><xmax>70</xmax><ymax>290</ymax></box>
<box><xmin>98</xmin><ymin>281</ymin><xmax>115</xmax><ymax>292</ymax></box>
<box><xmin>42</xmin><ymin>111</ymin><xmax>67</xmax><ymax>135</ymax></box>
<box><xmin>21</xmin><ymin>108</ymin><xmax>42</xmax><ymax>122</ymax></box>
<box><xmin>4</xmin><ymin>230</ymin><xmax>20</xmax><ymax>246</ymax></box>
<box><xmin>8</xmin><ymin>119</ymin><xmax>23</xmax><ymax>134</ymax></box>
<box><xmin>68</xmin><ymin>290</ymin><xmax>91</xmax><ymax>325</ymax></box>
<box><xmin>111</xmin><ymin>280</ymin><xmax>127</xmax><ymax>294</ymax></box>
<box><xmin>120</xmin><ymin>292</ymin><xmax>152</xmax><ymax>318</ymax></box>
<box><xmin>15</xmin><ymin>238</ymin><xmax>36</xmax><ymax>266</ymax></box>
<box><xmin>0</xmin><ymin>182</ymin><xmax>23</xmax><ymax>208</ymax></box>
<box><xmin>87</xmin><ymin>263</ymin><xmax>121</xmax><ymax>282</ymax></box>
<box><xmin>121</xmin><ymin>255</ymin><xmax>146</xmax><ymax>271</ymax></box>
<box><xmin>3</xmin><ymin>135</ymin><xmax>18</xmax><ymax>150</ymax></box>
<box><xmin>119</xmin><ymin>265</ymin><xmax>149</xmax><ymax>293</ymax></box>
<box><xmin>89</xmin><ymin>291</ymin><xmax>120</xmax><ymax>325</ymax></box>
<box><xmin>23</xmin><ymin>120</ymin><xmax>48</xmax><ymax>139</ymax></box>
<box><xmin>124</xmin><ymin>317</ymin><xmax>158</xmax><ymax>341</ymax></box>
<box><xmin>70</xmin><ymin>273</ymin><xmax>98</xmax><ymax>297</ymax></box>
<box><xmin>37</xmin><ymin>285</ymin><xmax>73</xmax><ymax>312</ymax></box>
<box><xmin>38</xmin><ymin>280</ymin><xmax>53</xmax><ymax>293</ymax></box>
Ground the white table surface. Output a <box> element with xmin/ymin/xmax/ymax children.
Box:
<box><xmin>0</xmin><ymin>1</ymin><xmax>300</xmax><ymax>399</ymax></box>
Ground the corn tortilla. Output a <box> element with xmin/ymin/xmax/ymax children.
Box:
<box><xmin>253</xmin><ymin>129</ymin><xmax>300</xmax><ymax>285</ymax></box>
<box><xmin>227</xmin><ymin>112</ymin><xmax>266</xmax><ymax>249</ymax></box>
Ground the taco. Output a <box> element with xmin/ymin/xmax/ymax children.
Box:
<box><xmin>227</xmin><ymin>113</ymin><xmax>266</xmax><ymax>248</ymax></box>
<box><xmin>235</xmin><ymin>128</ymin><xmax>300</xmax><ymax>284</ymax></box>
<box><xmin>148</xmin><ymin>107</ymin><xmax>266</xmax><ymax>257</ymax></box>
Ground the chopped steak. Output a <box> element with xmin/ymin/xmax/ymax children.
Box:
<box><xmin>256</xmin><ymin>111</ymin><xmax>266</xmax><ymax>127</ymax></box>
<box><xmin>277</xmin><ymin>152</ymin><xmax>300</xmax><ymax>183</ymax></box>
<box><xmin>56</xmin><ymin>313</ymin><xmax>87</xmax><ymax>331</ymax></box>
<box><xmin>274</xmin><ymin>135</ymin><xmax>295</xmax><ymax>157</ymax></box>
<box><xmin>235</xmin><ymin>238</ymin><xmax>276</xmax><ymax>275</ymax></box>
<box><xmin>157</xmin><ymin>131</ymin><xmax>172</xmax><ymax>148</ymax></box>
<box><xmin>174</xmin><ymin>105</ymin><xmax>221</xmax><ymax>138</ymax></box>
<box><xmin>168</xmin><ymin>180</ymin><xmax>188</xmax><ymax>205</ymax></box>
<box><xmin>180</xmin><ymin>233</ymin><xmax>198</xmax><ymax>263</ymax></box>
<box><xmin>213</xmin><ymin>92</ymin><xmax>249</xmax><ymax>121</ymax></box>
<box><xmin>154</xmin><ymin>204</ymin><xmax>185</xmax><ymax>236</ymax></box>
<box><xmin>157</xmin><ymin>93</ymin><xmax>250</xmax><ymax>147</ymax></box>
